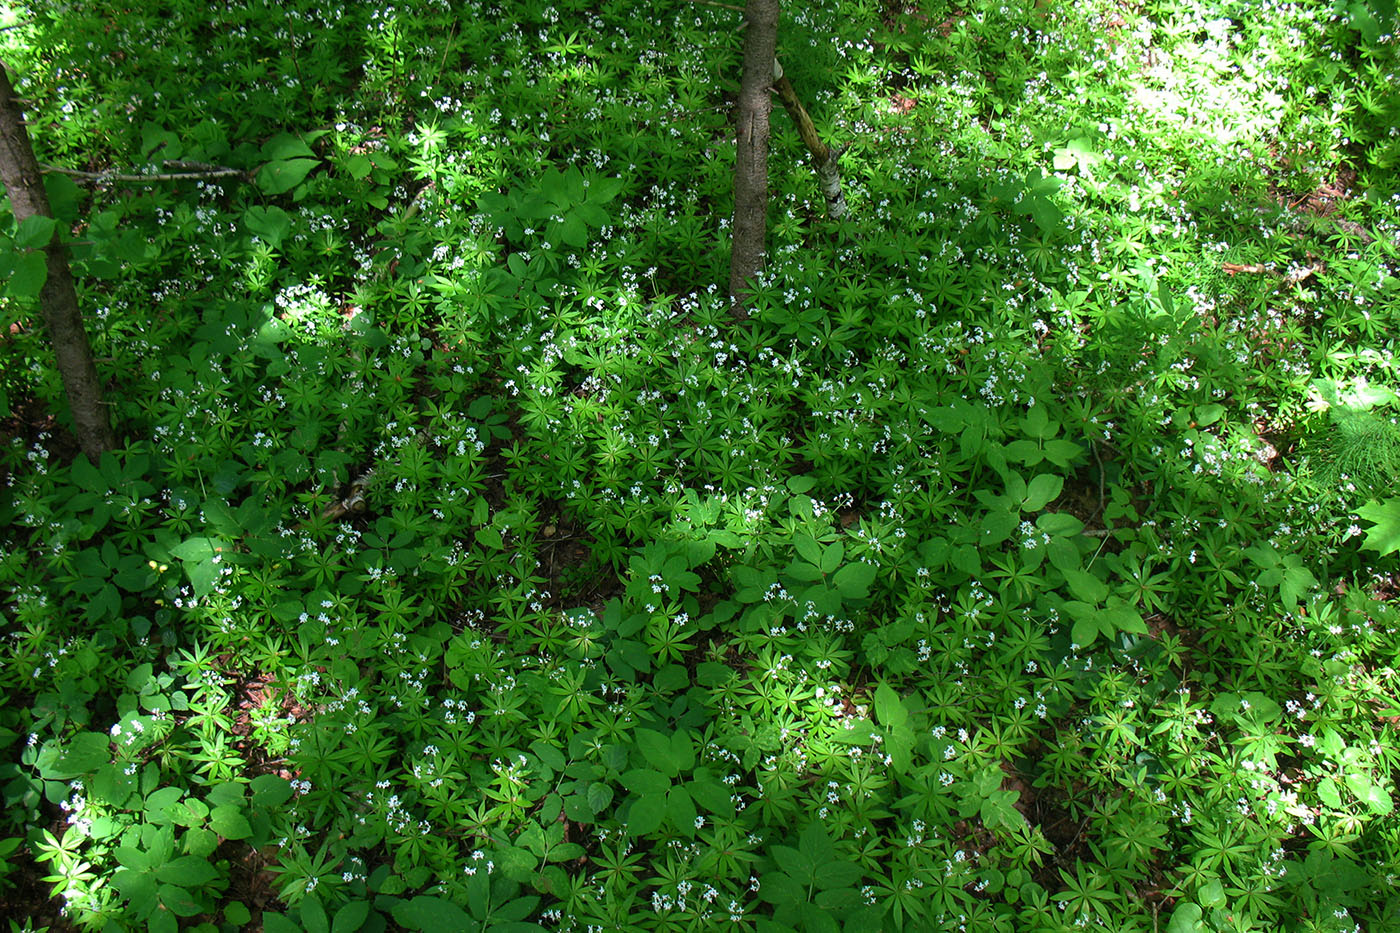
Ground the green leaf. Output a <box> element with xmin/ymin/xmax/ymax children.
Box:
<box><xmin>208</xmin><ymin>805</ymin><xmax>251</xmax><ymax>840</ymax></box>
<box><xmin>1063</xmin><ymin>569</ymin><xmax>1108</xmax><ymax>603</ymax></box>
<box><xmin>1166</xmin><ymin>902</ymin><xmax>1204</xmax><ymax>933</ymax></box>
<box><xmin>1359</xmin><ymin>497</ymin><xmax>1400</xmax><ymax>555</ymax></box>
<box><xmin>1028</xmin><ymin>197</ymin><xmax>1063</xmax><ymax>233</ymax></box>
<box><xmin>820</xmin><ymin>541</ymin><xmax>844</xmax><ymax>575</ymax></box>
<box><xmin>155</xmin><ymin>856</ymin><xmax>219</xmax><ymax>887</ymax></box>
<box><xmin>873</xmin><ymin>683</ymin><xmax>907</xmax><ymax>729</ymax></box>
<box><xmin>759</xmin><ymin>870</ymin><xmax>805</xmax><ymax>906</ymax></box>
<box><xmin>245</xmin><ymin>206</ymin><xmax>293</xmax><ymax>247</ymax></box>
<box><xmin>475</xmin><ymin>526</ymin><xmax>504</xmax><ymax>551</ymax></box>
<box><xmin>813</xmin><ymin>860</ymin><xmax>861</xmax><ymax>890</ymax></box>
<box><xmin>771</xmin><ymin>844</ymin><xmax>815</xmax><ymax>884</ymax></box>
<box><xmin>688</xmin><ymin>778</ymin><xmax>734</xmax><ymax>816</ymax></box>
<box><xmin>666</xmin><ymin>784</ymin><xmax>697</xmax><ymax>834</ymax></box>
<box><xmin>261</xmin><ymin>913</ymin><xmax>304</xmax><ymax>933</ymax></box>
<box><xmin>6</xmin><ymin>250</ymin><xmax>47</xmax><ymax>300</ymax></box>
<box><xmin>627</xmin><ymin>792</ymin><xmax>667</xmax><ymax>835</ymax></box>
<box><xmin>251</xmin><ymin>774</ymin><xmax>294</xmax><ymax>809</ymax></box>
<box><xmin>258</xmin><ymin>158</ymin><xmax>319</xmax><ymax>195</ymax></box>
<box><xmin>13</xmin><ymin>215</ymin><xmax>56</xmax><ymax>249</ymax></box>
<box><xmin>586</xmin><ymin>781</ymin><xmax>613</xmax><ymax>815</ymax></box>
<box><xmin>1022</xmin><ymin>474</ymin><xmax>1064</xmax><ymax>511</ymax></box>
<box><xmin>832</xmin><ymin>560</ymin><xmax>876</xmax><ymax>598</ymax></box>
<box><xmin>48</xmin><ymin>732</ymin><xmax>110</xmax><ymax>777</ymax></box>
<box><xmin>798</xmin><ymin>822</ymin><xmax>835</xmax><ymax>864</ymax></box>
<box><xmin>186</xmin><ymin>559</ymin><xmax>221</xmax><ymax>598</ymax></box>
<box><xmin>261</xmin><ymin>132</ymin><xmax>316</xmax><ymax>161</ymax></box>
<box><xmin>343</xmin><ymin>153</ymin><xmax>373</xmax><ymax>180</ymax></box>
<box><xmin>300</xmin><ymin>895</ymin><xmax>329</xmax><ymax>933</ymax></box>
<box><xmin>1346</xmin><ymin>773</ymin><xmax>1394</xmax><ymax>815</ymax></box>
<box><xmin>495</xmin><ymin>843</ymin><xmax>538</xmax><ymax>882</ymax></box>
<box><xmin>391</xmin><ymin>895</ymin><xmax>472</xmax><ymax>933</ymax></box>
<box><xmin>793</xmin><ymin>534</ymin><xmax>823</xmax><ymax>566</ymax></box>
<box><xmin>170</xmin><ymin>537</ymin><xmax>223</xmax><ymax>562</ymax></box>
<box><xmin>636</xmin><ymin>729</ymin><xmax>679</xmax><ymax>775</ymax></box>
<box><xmin>158</xmin><ymin>883</ymin><xmax>204</xmax><ymax>917</ymax></box>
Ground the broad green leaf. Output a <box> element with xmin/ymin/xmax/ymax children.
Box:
<box><xmin>620</xmin><ymin>768</ymin><xmax>669</xmax><ymax>797</ymax></box>
<box><xmin>1166</xmin><ymin>902</ymin><xmax>1204</xmax><ymax>933</ymax></box>
<box><xmin>7</xmin><ymin>250</ymin><xmax>47</xmax><ymax>300</ymax></box>
<box><xmin>873</xmin><ymin>683</ymin><xmax>907</xmax><ymax>729</ymax></box>
<box><xmin>155</xmin><ymin>856</ymin><xmax>220</xmax><ymax>887</ymax></box>
<box><xmin>186</xmin><ymin>559</ymin><xmax>221</xmax><ymax>598</ymax></box>
<box><xmin>771</xmin><ymin>844</ymin><xmax>814</xmax><ymax>884</ymax></box>
<box><xmin>1357</xmin><ymin>497</ymin><xmax>1400</xmax><ymax>555</ymax></box>
<box><xmin>391</xmin><ymin>895</ymin><xmax>472</xmax><ymax>933</ymax></box>
<box><xmin>670</xmin><ymin>731</ymin><xmax>695</xmax><ymax>773</ymax></box>
<box><xmin>495</xmin><ymin>843</ymin><xmax>538</xmax><ymax>882</ymax></box>
<box><xmin>820</xmin><ymin>541</ymin><xmax>844</xmax><ymax>574</ymax></box>
<box><xmin>48</xmin><ymin>732</ymin><xmax>110</xmax><ymax>777</ymax></box>
<box><xmin>627</xmin><ymin>792</ymin><xmax>666</xmax><ymax>835</ymax></box>
<box><xmin>343</xmin><ymin>154</ymin><xmax>373</xmax><ymax>179</ymax></box>
<box><xmin>813</xmin><ymin>860</ymin><xmax>860</xmax><ymax>890</ymax></box>
<box><xmin>1063</xmin><ymin>568</ymin><xmax>1108</xmax><ymax>603</ymax></box>
<box><xmin>833</xmin><ymin>560</ymin><xmax>876</xmax><ymax>598</ymax></box>
<box><xmin>586</xmin><ymin>781</ymin><xmax>613</xmax><ymax>814</ymax></box>
<box><xmin>245</xmin><ymin>206</ymin><xmax>293</xmax><ymax>246</ymax></box>
<box><xmin>759</xmin><ymin>870</ymin><xmax>805</xmax><ymax>906</ymax></box>
<box><xmin>332</xmin><ymin>901</ymin><xmax>371</xmax><ymax>933</ymax></box>
<box><xmin>475</xmin><ymin>526</ymin><xmax>504</xmax><ymax>551</ymax></box>
<box><xmin>666</xmin><ymin>784</ymin><xmax>696</xmax><ymax>834</ymax></box>
<box><xmin>1318</xmin><ymin>778</ymin><xmax>1342</xmax><ymax>809</ymax></box>
<box><xmin>208</xmin><ymin>805</ymin><xmax>251</xmax><ymax>840</ymax></box>
<box><xmin>13</xmin><ymin>214</ymin><xmax>56</xmax><ymax>249</ymax></box>
<box><xmin>798</xmin><ymin>821</ymin><xmax>836</xmax><ymax>864</ymax></box>
<box><xmin>1346</xmin><ymin>773</ymin><xmax>1394</xmax><ymax>815</ymax></box>
<box><xmin>1197</xmin><ymin>877</ymin><xmax>1226</xmax><ymax>909</ymax></box>
<box><xmin>251</xmin><ymin>774</ymin><xmax>294</xmax><ymax>809</ymax></box>
<box><xmin>1023</xmin><ymin>474</ymin><xmax>1064</xmax><ymax>511</ymax></box>
<box><xmin>794</xmin><ymin>534</ymin><xmax>823</xmax><ymax>566</ymax></box>
<box><xmin>688</xmin><ymin>778</ymin><xmax>734</xmax><ymax>816</ymax></box>
<box><xmin>158</xmin><ymin>883</ymin><xmax>204</xmax><ymax>917</ymax></box>
<box><xmin>636</xmin><ymin>729</ymin><xmax>679</xmax><ymax>775</ymax></box>
<box><xmin>258</xmin><ymin>158</ymin><xmax>319</xmax><ymax>195</ymax></box>
<box><xmin>170</xmin><ymin>537</ymin><xmax>222</xmax><ymax>562</ymax></box>
<box><xmin>261</xmin><ymin>132</ymin><xmax>316</xmax><ymax>161</ymax></box>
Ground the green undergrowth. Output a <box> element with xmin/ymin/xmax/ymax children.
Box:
<box><xmin>1</xmin><ymin>0</ymin><xmax>1400</xmax><ymax>931</ymax></box>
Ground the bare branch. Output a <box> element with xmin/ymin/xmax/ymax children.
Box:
<box><xmin>40</xmin><ymin>161</ymin><xmax>247</xmax><ymax>185</ymax></box>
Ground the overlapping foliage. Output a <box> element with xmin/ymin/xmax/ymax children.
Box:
<box><xmin>1</xmin><ymin>0</ymin><xmax>1399</xmax><ymax>930</ymax></box>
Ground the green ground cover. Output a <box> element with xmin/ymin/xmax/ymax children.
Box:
<box><xmin>1</xmin><ymin>0</ymin><xmax>1399</xmax><ymax>930</ymax></box>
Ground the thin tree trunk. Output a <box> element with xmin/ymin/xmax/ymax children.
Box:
<box><xmin>772</xmin><ymin>64</ymin><xmax>847</xmax><ymax>220</ymax></box>
<box><xmin>727</xmin><ymin>0</ymin><xmax>780</xmax><ymax>316</ymax></box>
<box><xmin>0</xmin><ymin>62</ymin><xmax>115</xmax><ymax>460</ymax></box>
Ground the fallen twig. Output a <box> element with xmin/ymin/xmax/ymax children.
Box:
<box><xmin>41</xmin><ymin>160</ymin><xmax>247</xmax><ymax>185</ymax></box>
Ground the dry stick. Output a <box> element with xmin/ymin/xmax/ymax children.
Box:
<box><xmin>42</xmin><ymin>162</ymin><xmax>247</xmax><ymax>185</ymax></box>
<box><xmin>771</xmin><ymin>60</ymin><xmax>848</xmax><ymax>220</ymax></box>
<box><xmin>683</xmin><ymin>0</ymin><xmax>746</xmax><ymax>10</ymax></box>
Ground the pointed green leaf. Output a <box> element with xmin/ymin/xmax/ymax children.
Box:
<box><xmin>627</xmin><ymin>792</ymin><xmax>666</xmax><ymax>835</ymax></box>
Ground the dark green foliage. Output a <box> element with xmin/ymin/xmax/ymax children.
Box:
<box><xmin>1</xmin><ymin>0</ymin><xmax>1400</xmax><ymax>931</ymax></box>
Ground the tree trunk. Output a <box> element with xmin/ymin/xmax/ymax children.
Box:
<box><xmin>0</xmin><ymin>62</ymin><xmax>115</xmax><ymax>460</ymax></box>
<box><xmin>727</xmin><ymin>0</ymin><xmax>780</xmax><ymax>316</ymax></box>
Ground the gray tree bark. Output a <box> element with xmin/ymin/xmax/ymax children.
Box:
<box><xmin>727</xmin><ymin>0</ymin><xmax>780</xmax><ymax>317</ymax></box>
<box><xmin>0</xmin><ymin>62</ymin><xmax>115</xmax><ymax>460</ymax></box>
